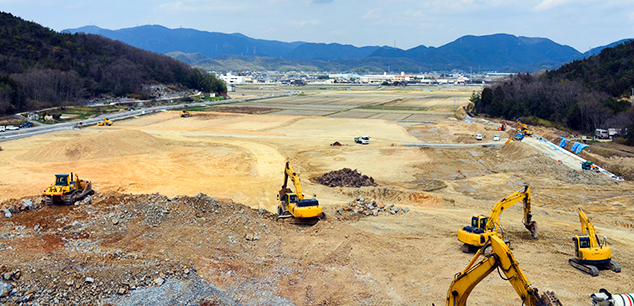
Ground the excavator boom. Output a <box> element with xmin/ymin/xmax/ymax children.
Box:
<box><xmin>485</xmin><ymin>185</ymin><xmax>535</xmax><ymax>236</ymax></box>
<box><xmin>446</xmin><ymin>235</ymin><xmax>562</xmax><ymax>306</ymax></box>
<box><xmin>283</xmin><ymin>162</ymin><xmax>304</xmax><ymax>200</ymax></box>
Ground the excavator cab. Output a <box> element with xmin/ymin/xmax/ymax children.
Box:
<box><xmin>55</xmin><ymin>174</ymin><xmax>70</xmax><ymax>186</ymax></box>
<box><xmin>471</xmin><ymin>215</ymin><xmax>488</xmax><ymax>229</ymax></box>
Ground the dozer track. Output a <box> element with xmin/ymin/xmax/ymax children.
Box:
<box><xmin>44</xmin><ymin>197</ymin><xmax>53</xmax><ymax>206</ymax></box>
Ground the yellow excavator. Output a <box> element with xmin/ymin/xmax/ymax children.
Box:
<box><xmin>443</xmin><ymin>235</ymin><xmax>563</xmax><ymax>306</ymax></box>
<box><xmin>97</xmin><ymin>118</ymin><xmax>113</xmax><ymax>126</ymax></box>
<box><xmin>42</xmin><ymin>173</ymin><xmax>94</xmax><ymax>205</ymax></box>
<box><xmin>517</xmin><ymin>119</ymin><xmax>534</xmax><ymax>136</ymax></box>
<box><xmin>503</xmin><ymin>132</ymin><xmax>525</xmax><ymax>147</ymax></box>
<box><xmin>457</xmin><ymin>185</ymin><xmax>537</xmax><ymax>252</ymax></box>
<box><xmin>277</xmin><ymin>162</ymin><xmax>324</xmax><ymax>223</ymax></box>
<box><xmin>569</xmin><ymin>208</ymin><xmax>621</xmax><ymax>276</ymax></box>
<box><xmin>180</xmin><ymin>110</ymin><xmax>192</xmax><ymax>117</ymax></box>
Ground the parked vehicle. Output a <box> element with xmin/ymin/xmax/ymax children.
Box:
<box><xmin>475</xmin><ymin>134</ymin><xmax>483</xmax><ymax>141</ymax></box>
<box><xmin>493</xmin><ymin>135</ymin><xmax>500</xmax><ymax>141</ymax></box>
<box><xmin>354</xmin><ymin>136</ymin><xmax>370</xmax><ymax>144</ymax></box>
<box><xmin>595</xmin><ymin>129</ymin><xmax>609</xmax><ymax>139</ymax></box>
<box><xmin>5</xmin><ymin>125</ymin><xmax>19</xmax><ymax>131</ymax></box>
<box><xmin>19</xmin><ymin>122</ymin><xmax>33</xmax><ymax>128</ymax></box>
<box><xmin>0</xmin><ymin>126</ymin><xmax>5</xmax><ymax>132</ymax></box>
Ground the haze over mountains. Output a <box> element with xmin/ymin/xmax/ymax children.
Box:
<box><xmin>64</xmin><ymin>25</ymin><xmax>631</xmax><ymax>73</ymax></box>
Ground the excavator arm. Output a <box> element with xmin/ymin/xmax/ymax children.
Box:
<box><xmin>484</xmin><ymin>186</ymin><xmax>537</xmax><ymax>238</ymax></box>
<box><xmin>283</xmin><ymin>162</ymin><xmax>304</xmax><ymax>200</ymax></box>
<box><xmin>446</xmin><ymin>235</ymin><xmax>562</xmax><ymax>306</ymax></box>
<box><xmin>578</xmin><ymin>208</ymin><xmax>599</xmax><ymax>248</ymax></box>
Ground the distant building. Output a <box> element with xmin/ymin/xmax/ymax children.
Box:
<box><xmin>220</xmin><ymin>73</ymin><xmax>246</xmax><ymax>85</ymax></box>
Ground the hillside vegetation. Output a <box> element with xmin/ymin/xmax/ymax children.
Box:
<box><xmin>0</xmin><ymin>12</ymin><xmax>224</xmax><ymax>116</ymax></box>
<box><xmin>471</xmin><ymin>40</ymin><xmax>634</xmax><ymax>141</ymax></box>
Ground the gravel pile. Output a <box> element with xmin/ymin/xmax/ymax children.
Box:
<box><xmin>314</xmin><ymin>168</ymin><xmax>378</xmax><ymax>188</ymax></box>
<box><xmin>336</xmin><ymin>196</ymin><xmax>409</xmax><ymax>219</ymax></box>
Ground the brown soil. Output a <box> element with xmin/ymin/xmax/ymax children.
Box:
<box><xmin>20</xmin><ymin>130</ymin><xmax>171</xmax><ymax>162</ymax></box>
<box><xmin>209</xmin><ymin>106</ymin><xmax>280</xmax><ymax>114</ymax></box>
<box><xmin>1</xmin><ymin>110</ymin><xmax>633</xmax><ymax>305</ymax></box>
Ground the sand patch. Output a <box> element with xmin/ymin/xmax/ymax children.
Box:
<box><xmin>20</xmin><ymin>130</ymin><xmax>171</xmax><ymax>162</ymax></box>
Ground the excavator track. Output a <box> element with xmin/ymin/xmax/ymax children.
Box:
<box><xmin>44</xmin><ymin>197</ymin><xmax>53</xmax><ymax>206</ymax></box>
<box><xmin>569</xmin><ymin>258</ymin><xmax>599</xmax><ymax>276</ymax></box>
<box><xmin>608</xmin><ymin>260</ymin><xmax>622</xmax><ymax>273</ymax></box>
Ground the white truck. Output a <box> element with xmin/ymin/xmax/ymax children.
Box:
<box><xmin>354</xmin><ymin>136</ymin><xmax>370</xmax><ymax>144</ymax></box>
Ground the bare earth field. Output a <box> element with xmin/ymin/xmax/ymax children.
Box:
<box><xmin>1</xmin><ymin>87</ymin><xmax>633</xmax><ymax>305</ymax></box>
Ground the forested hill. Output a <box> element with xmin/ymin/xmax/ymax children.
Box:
<box><xmin>0</xmin><ymin>12</ymin><xmax>210</xmax><ymax>116</ymax></box>
<box><xmin>544</xmin><ymin>39</ymin><xmax>634</xmax><ymax>98</ymax></box>
<box><xmin>471</xmin><ymin>40</ymin><xmax>634</xmax><ymax>134</ymax></box>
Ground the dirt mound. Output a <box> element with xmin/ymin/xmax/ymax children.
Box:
<box><xmin>314</xmin><ymin>168</ymin><xmax>378</xmax><ymax>187</ymax></box>
<box><xmin>499</xmin><ymin>141</ymin><xmax>541</xmax><ymax>160</ymax></box>
<box><xmin>495</xmin><ymin>155</ymin><xmax>614</xmax><ymax>185</ymax></box>
<box><xmin>338</xmin><ymin>186</ymin><xmax>443</xmax><ymax>206</ymax></box>
<box><xmin>22</xmin><ymin>130</ymin><xmax>170</xmax><ymax>162</ymax></box>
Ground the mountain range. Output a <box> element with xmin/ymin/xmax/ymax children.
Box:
<box><xmin>64</xmin><ymin>25</ymin><xmax>632</xmax><ymax>73</ymax></box>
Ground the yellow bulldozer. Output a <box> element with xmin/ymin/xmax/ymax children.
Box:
<box><xmin>42</xmin><ymin>173</ymin><xmax>94</xmax><ymax>205</ymax></box>
<box><xmin>97</xmin><ymin>118</ymin><xmax>113</xmax><ymax>126</ymax></box>
<box><xmin>180</xmin><ymin>110</ymin><xmax>192</xmax><ymax>117</ymax></box>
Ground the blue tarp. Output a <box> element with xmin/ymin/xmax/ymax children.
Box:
<box><xmin>571</xmin><ymin>142</ymin><xmax>588</xmax><ymax>154</ymax></box>
<box><xmin>558</xmin><ymin>137</ymin><xmax>569</xmax><ymax>148</ymax></box>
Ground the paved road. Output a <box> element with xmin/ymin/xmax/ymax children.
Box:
<box><xmin>402</xmin><ymin>141</ymin><xmax>504</xmax><ymax>148</ymax></box>
<box><xmin>0</xmin><ymin>91</ymin><xmax>300</xmax><ymax>143</ymax></box>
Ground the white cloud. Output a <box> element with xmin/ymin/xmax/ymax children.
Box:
<box><xmin>363</xmin><ymin>8</ymin><xmax>383</xmax><ymax>20</ymax></box>
<box><xmin>533</xmin><ymin>0</ymin><xmax>575</xmax><ymax>11</ymax></box>
<box><xmin>287</xmin><ymin>19</ymin><xmax>321</xmax><ymax>27</ymax></box>
<box><xmin>330</xmin><ymin>29</ymin><xmax>347</xmax><ymax>35</ymax></box>
<box><xmin>154</xmin><ymin>1</ymin><xmax>247</xmax><ymax>12</ymax></box>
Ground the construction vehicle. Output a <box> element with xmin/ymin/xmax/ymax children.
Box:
<box><xmin>180</xmin><ymin>110</ymin><xmax>192</xmax><ymax>117</ymax></box>
<box><xmin>96</xmin><ymin>118</ymin><xmax>113</xmax><ymax>126</ymax></box>
<box><xmin>498</xmin><ymin>122</ymin><xmax>507</xmax><ymax>131</ymax></box>
<box><xmin>42</xmin><ymin>173</ymin><xmax>93</xmax><ymax>205</ymax></box>
<box><xmin>517</xmin><ymin>119</ymin><xmax>534</xmax><ymax>136</ymax></box>
<box><xmin>277</xmin><ymin>162</ymin><xmax>325</xmax><ymax>223</ymax></box>
<box><xmin>457</xmin><ymin>185</ymin><xmax>537</xmax><ymax>252</ymax></box>
<box><xmin>444</xmin><ymin>235</ymin><xmax>563</xmax><ymax>306</ymax></box>
<box><xmin>581</xmin><ymin>161</ymin><xmax>600</xmax><ymax>172</ymax></box>
<box><xmin>591</xmin><ymin>288</ymin><xmax>634</xmax><ymax>306</ymax></box>
<box><xmin>354</xmin><ymin>136</ymin><xmax>370</xmax><ymax>144</ymax></box>
<box><xmin>503</xmin><ymin>132</ymin><xmax>525</xmax><ymax>147</ymax></box>
<box><xmin>569</xmin><ymin>208</ymin><xmax>620</xmax><ymax>276</ymax></box>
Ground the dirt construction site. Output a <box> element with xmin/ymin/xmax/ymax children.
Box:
<box><xmin>1</xmin><ymin>86</ymin><xmax>634</xmax><ymax>305</ymax></box>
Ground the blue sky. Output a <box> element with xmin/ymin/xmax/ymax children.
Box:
<box><xmin>3</xmin><ymin>0</ymin><xmax>633</xmax><ymax>52</ymax></box>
